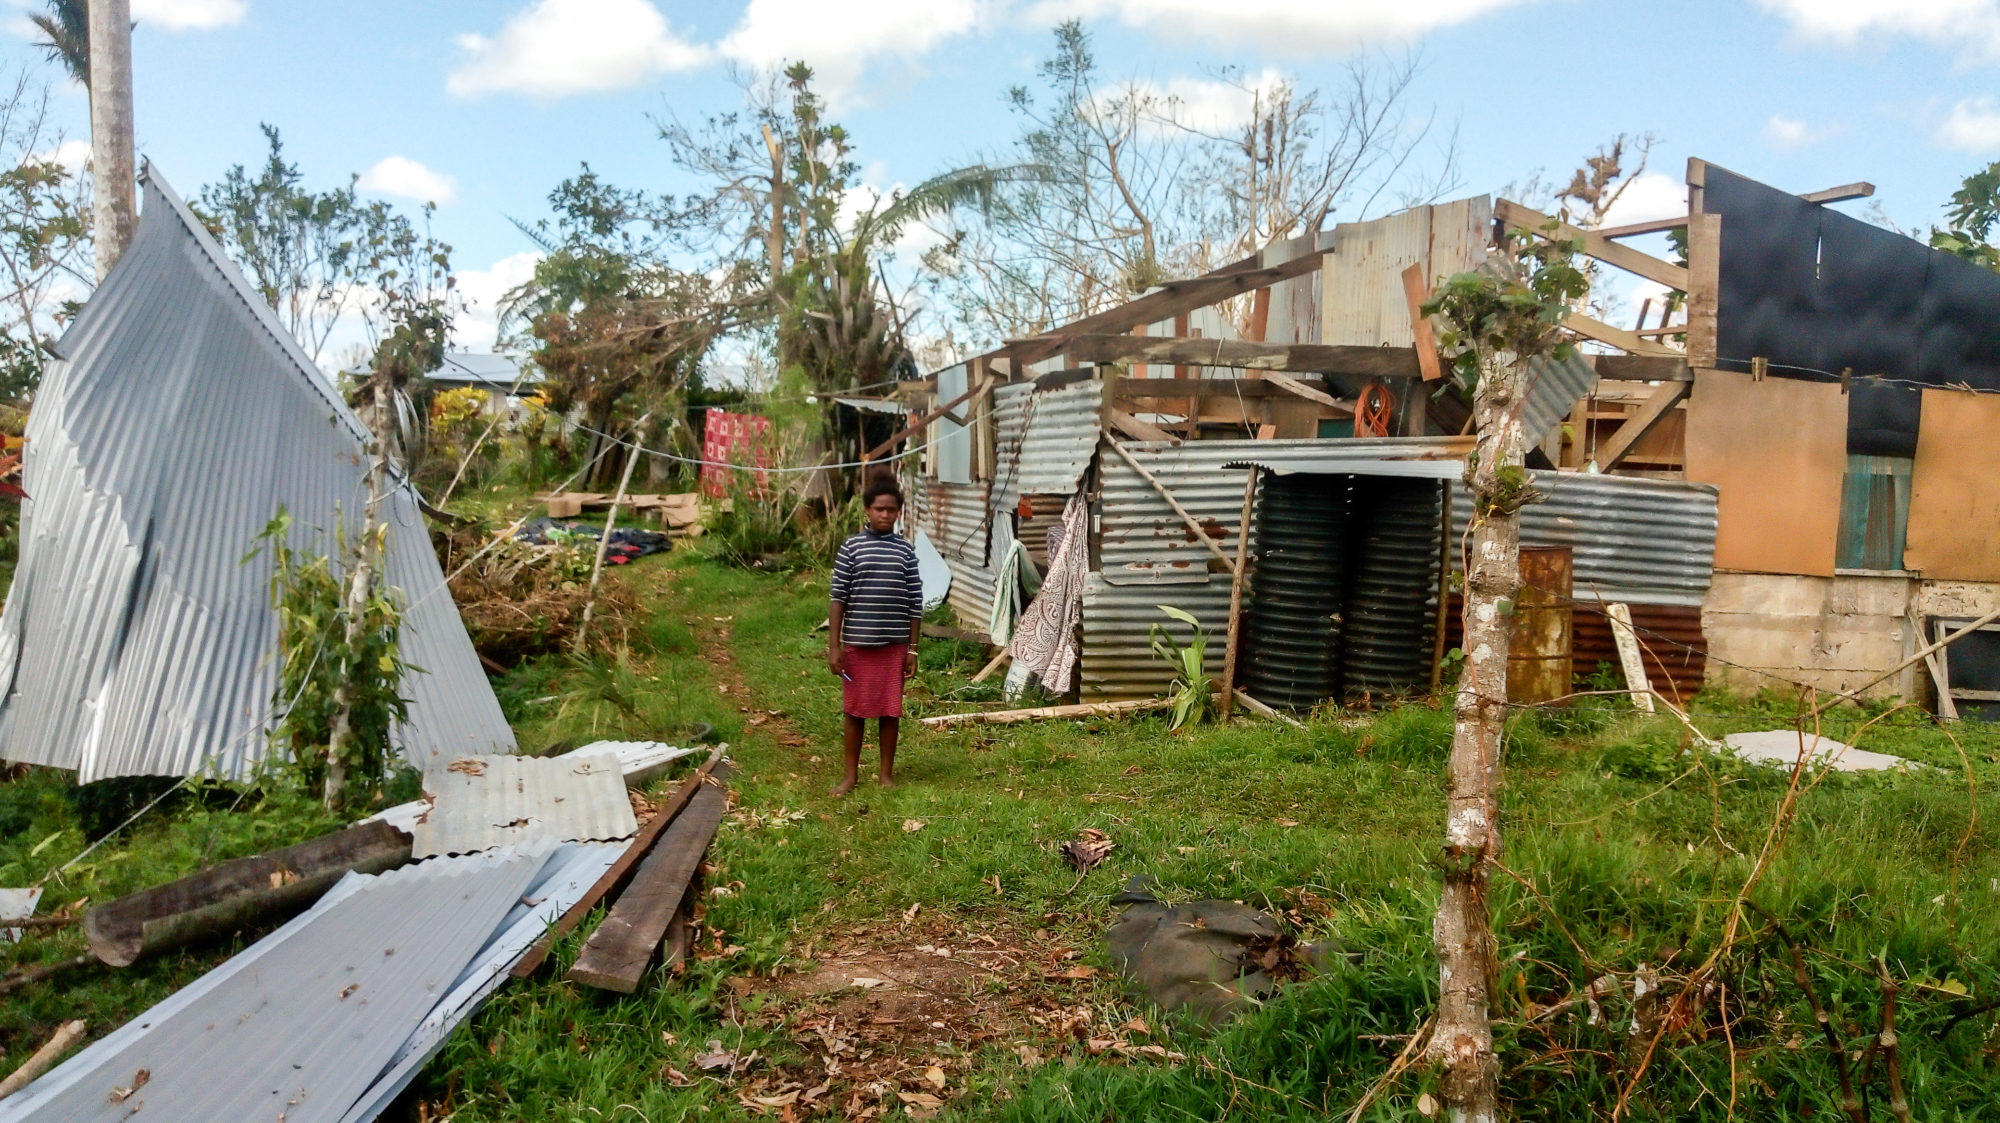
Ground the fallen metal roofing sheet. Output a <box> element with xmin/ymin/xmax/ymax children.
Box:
<box><xmin>410</xmin><ymin>752</ymin><xmax>638</xmax><ymax>858</ymax></box>
<box><xmin>1008</xmin><ymin>380</ymin><xmax>1101</xmax><ymax>498</ymax></box>
<box><xmin>1448</xmin><ymin>470</ymin><xmax>1718</xmax><ymax>606</ymax></box>
<box><xmin>1519</xmin><ymin>350</ymin><xmax>1600</xmax><ymax>448</ymax></box>
<box><xmin>0</xmin><ymin>849</ymin><xmax>546</xmax><ymax>1123</ymax></box>
<box><xmin>0</xmin><ymin>168</ymin><xmax>513</xmax><ymax>781</ymax></box>
<box><xmin>369</xmin><ymin>740</ymin><xmax>695</xmax><ymax>835</ymax></box>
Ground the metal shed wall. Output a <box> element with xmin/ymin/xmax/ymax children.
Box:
<box><xmin>1448</xmin><ymin>471</ymin><xmax>1719</xmax><ymax>606</ymax></box>
<box><xmin>1079</xmin><ymin>572</ymin><xmax>1236</xmax><ymax>700</ymax></box>
<box><xmin>1099</xmin><ymin>437</ymin><xmax>1469</xmax><ymax>585</ymax></box>
<box><xmin>1008</xmin><ymin>380</ymin><xmax>1102</xmax><ymax>498</ymax></box>
<box><xmin>0</xmin><ymin>169</ymin><xmax>513</xmax><ymax>781</ymax></box>
<box><xmin>911</xmin><ymin>479</ymin><xmax>991</xmax><ymax>567</ymax></box>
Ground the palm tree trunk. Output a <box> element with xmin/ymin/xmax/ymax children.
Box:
<box><xmin>1425</xmin><ymin>346</ymin><xmax>1527</xmax><ymax>1121</ymax></box>
<box><xmin>88</xmin><ymin>0</ymin><xmax>135</xmax><ymax>280</ymax></box>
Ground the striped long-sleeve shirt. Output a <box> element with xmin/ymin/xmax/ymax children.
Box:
<box><xmin>830</xmin><ymin>528</ymin><xmax>924</xmax><ymax>646</ymax></box>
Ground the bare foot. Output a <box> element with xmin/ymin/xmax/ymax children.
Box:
<box><xmin>830</xmin><ymin>778</ymin><xmax>857</xmax><ymax>797</ymax></box>
<box><xmin>877</xmin><ymin>777</ymin><xmax>895</xmax><ymax>789</ymax></box>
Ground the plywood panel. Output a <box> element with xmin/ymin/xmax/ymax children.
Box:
<box><xmin>1906</xmin><ymin>388</ymin><xmax>2000</xmax><ymax>581</ymax></box>
<box><xmin>1683</xmin><ymin>369</ymin><xmax>1846</xmax><ymax>576</ymax></box>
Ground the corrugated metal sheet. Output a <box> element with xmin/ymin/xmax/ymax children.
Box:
<box><xmin>911</xmin><ymin>479</ymin><xmax>990</xmax><ymax>566</ymax></box>
<box><xmin>1520</xmin><ymin>351</ymin><xmax>1599</xmax><ymax>447</ymax></box>
<box><xmin>0</xmin><ymin>848</ymin><xmax>547</xmax><ymax>1123</ymax></box>
<box><xmin>410</xmin><ymin>752</ymin><xmax>637</xmax><ymax>858</ymax></box>
<box><xmin>338</xmin><ymin>843</ymin><xmax>623</xmax><ymax>1123</ymax></box>
<box><xmin>1446</xmin><ymin>599</ymin><xmax>1708</xmax><ymax>699</ymax></box>
<box><xmin>1447</xmin><ymin>471</ymin><xmax>1718</xmax><ymax>606</ymax></box>
<box><xmin>1011</xmin><ymin>380</ymin><xmax>1102</xmax><ymax>497</ymax></box>
<box><xmin>1099</xmin><ymin>437</ymin><xmax>1469</xmax><ymax>585</ymax></box>
<box><xmin>1322</xmin><ymin>198</ymin><xmax>1493</xmax><ymax>349</ymax></box>
<box><xmin>0</xmin><ymin>169</ymin><xmax>512</xmax><ymax>781</ymax></box>
<box><xmin>990</xmin><ymin>381</ymin><xmax>1033</xmax><ymax>509</ymax></box>
<box><xmin>1242</xmin><ymin>474</ymin><xmax>1346</xmax><ymax>708</ymax></box>
<box><xmin>1080</xmin><ymin>572</ymin><xmax>1236</xmax><ymax>700</ymax></box>
<box><xmin>370</xmin><ymin>740</ymin><xmax>692</xmax><ymax>836</ymax></box>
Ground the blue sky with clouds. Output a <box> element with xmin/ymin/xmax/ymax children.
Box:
<box><xmin>5</xmin><ymin>0</ymin><xmax>2000</xmax><ymax>353</ymax></box>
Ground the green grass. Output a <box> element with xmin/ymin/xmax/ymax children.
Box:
<box><xmin>6</xmin><ymin>507</ymin><xmax>2000</xmax><ymax>1120</ymax></box>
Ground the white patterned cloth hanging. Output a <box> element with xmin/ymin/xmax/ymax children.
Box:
<box><xmin>1004</xmin><ymin>490</ymin><xmax>1088</xmax><ymax>698</ymax></box>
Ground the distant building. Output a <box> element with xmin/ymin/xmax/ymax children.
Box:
<box><xmin>427</xmin><ymin>352</ymin><xmax>543</xmax><ymax>421</ymax></box>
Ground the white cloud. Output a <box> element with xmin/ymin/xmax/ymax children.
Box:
<box><xmin>1594</xmin><ymin>171</ymin><xmax>1687</xmax><ymax>230</ymax></box>
<box><xmin>1091</xmin><ymin>69</ymin><xmax>1289</xmax><ymax>135</ymax></box>
<box><xmin>357</xmin><ymin>156</ymin><xmax>457</xmax><ymax>205</ymax></box>
<box><xmin>1764</xmin><ymin>114</ymin><xmax>1830</xmax><ymax>150</ymax></box>
<box><xmin>1757</xmin><ymin>0</ymin><xmax>2000</xmax><ymax>59</ymax></box>
<box><xmin>717</xmin><ymin>0</ymin><xmax>988</xmax><ymax>100</ymax></box>
<box><xmin>448</xmin><ymin>0</ymin><xmax>706</xmax><ymax>99</ymax></box>
<box><xmin>1938</xmin><ymin>96</ymin><xmax>2000</xmax><ymax>152</ymax></box>
<box><xmin>454</xmin><ymin>251</ymin><xmax>544</xmax><ymax>350</ymax></box>
<box><xmin>1028</xmin><ymin>0</ymin><xmax>1532</xmax><ymax>52</ymax></box>
<box><xmin>28</xmin><ymin>138</ymin><xmax>90</xmax><ymax>174</ymax></box>
<box><xmin>132</xmin><ymin>0</ymin><xmax>245</xmax><ymax>30</ymax></box>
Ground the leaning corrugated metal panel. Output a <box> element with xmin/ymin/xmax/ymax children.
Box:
<box><xmin>1099</xmin><ymin>437</ymin><xmax>1469</xmax><ymax>585</ymax></box>
<box><xmin>1011</xmin><ymin>380</ymin><xmax>1102</xmax><ymax>497</ymax></box>
<box><xmin>990</xmin><ymin>381</ymin><xmax>1033</xmax><ymax>509</ymax></box>
<box><xmin>1518</xmin><ymin>351</ymin><xmax>1598</xmax><ymax>447</ymax></box>
<box><xmin>0</xmin><ymin>848</ymin><xmax>547</xmax><ymax>1123</ymax></box>
<box><xmin>0</xmin><ymin>168</ymin><xmax>513</xmax><ymax>781</ymax></box>
<box><xmin>1447</xmin><ymin>471</ymin><xmax>1718</xmax><ymax>606</ymax></box>
<box><xmin>410</xmin><ymin>753</ymin><xmax>638</xmax><ymax>858</ymax></box>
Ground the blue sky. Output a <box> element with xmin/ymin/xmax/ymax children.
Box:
<box><xmin>4</xmin><ymin>0</ymin><xmax>1999</xmax><ymax>355</ymax></box>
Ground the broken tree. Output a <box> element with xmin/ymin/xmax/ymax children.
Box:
<box><xmin>1418</xmin><ymin>230</ymin><xmax>1585</xmax><ymax>1120</ymax></box>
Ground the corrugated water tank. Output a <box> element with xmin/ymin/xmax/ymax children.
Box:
<box><xmin>1342</xmin><ymin>477</ymin><xmax>1444</xmax><ymax>699</ymax></box>
<box><xmin>1242</xmin><ymin>474</ymin><xmax>1350</xmax><ymax>709</ymax></box>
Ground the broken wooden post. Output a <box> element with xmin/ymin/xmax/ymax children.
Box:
<box><xmin>1605</xmin><ymin>602</ymin><xmax>1656</xmax><ymax>713</ymax></box>
<box><xmin>1219</xmin><ymin>469</ymin><xmax>1258</xmax><ymax>720</ymax></box>
<box><xmin>921</xmin><ymin>698</ymin><xmax>1169</xmax><ymax>728</ymax></box>
<box><xmin>569</xmin><ymin>763</ymin><xmax>734</xmax><ymax>993</ymax></box>
<box><xmin>1230</xmin><ymin>689</ymin><xmax>1305</xmax><ymax>729</ymax></box>
<box><xmin>83</xmin><ymin>820</ymin><xmax>412</xmax><ymax>967</ymax></box>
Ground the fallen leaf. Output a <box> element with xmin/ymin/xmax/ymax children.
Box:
<box><xmin>851</xmin><ymin>977</ymin><xmax>888</xmax><ymax>989</ymax></box>
<box><xmin>1121</xmin><ymin>764</ymin><xmax>1143</xmax><ymax>776</ymax></box>
<box><xmin>902</xmin><ymin>819</ymin><xmax>926</xmax><ymax>833</ymax></box>
<box><xmin>985</xmin><ymin>874</ymin><xmax>1003</xmax><ymax>896</ymax></box>
<box><xmin>1276</xmin><ymin>819</ymin><xmax>1300</xmax><ymax>828</ymax></box>
<box><xmin>693</xmin><ymin>1040</ymin><xmax>738</xmax><ymax>1071</ymax></box>
<box><xmin>897</xmin><ymin>1092</ymin><xmax>944</xmax><ymax>1108</ymax></box>
<box><xmin>903</xmin><ymin>902</ymin><xmax>920</xmax><ymax>921</ymax></box>
<box><xmin>1417</xmin><ymin>1092</ymin><xmax>1439</xmax><ymax>1117</ymax></box>
<box><xmin>663</xmin><ymin>1067</ymin><xmax>692</xmax><ymax>1087</ymax></box>
<box><xmin>754</xmin><ymin>1092</ymin><xmax>800</xmax><ymax>1107</ymax></box>
<box><xmin>337</xmin><ymin>983</ymin><xmax>359</xmax><ymax>1000</ymax></box>
<box><xmin>923</xmin><ymin>1065</ymin><xmax>946</xmax><ymax>1090</ymax></box>
<box><xmin>1122</xmin><ymin>1016</ymin><xmax>1150</xmax><ymax>1035</ymax></box>
<box><xmin>446</xmin><ymin>758</ymin><xmax>487</xmax><ymax>776</ymax></box>
<box><xmin>267</xmin><ymin>868</ymin><xmax>299</xmax><ymax>889</ymax></box>
<box><xmin>1050</xmin><ymin>965</ymin><xmax>1098</xmax><ymax>980</ymax></box>
<box><xmin>1059</xmin><ymin>828</ymin><xmax>1116</xmax><ymax>872</ymax></box>
<box><xmin>107</xmin><ymin>1069</ymin><xmax>150</xmax><ymax>1103</ymax></box>
<box><xmin>1085</xmin><ymin>1037</ymin><xmax>1114</xmax><ymax>1055</ymax></box>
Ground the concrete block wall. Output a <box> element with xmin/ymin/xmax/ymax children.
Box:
<box><xmin>1702</xmin><ymin>572</ymin><xmax>1921</xmax><ymax>700</ymax></box>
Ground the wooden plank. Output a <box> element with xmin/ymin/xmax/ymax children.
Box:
<box><xmin>1913</xmin><ymin>612</ymin><xmax>1958</xmax><ymax>721</ymax></box>
<box><xmin>1401</xmin><ymin>263</ymin><xmax>1443</xmax><ymax>381</ymax></box>
<box><xmin>1905</xmin><ymin>388</ymin><xmax>2000</xmax><ymax>581</ymax></box>
<box><xmin>1562</xmin><ymin>312</ymin><xmax>1681</xmax><ymax>357</ymax></box>
<box><xmin>1071</xmin><ymin>335</ymin><xmax>1421</xmax><ymax>378</ymax></box>
<box><xmin>921</xmin><ymin>623</ymin><xmax>991</xmax><ymax>645</ymax></box>
<box><xmin>1260</xmin><ymin>371</ymin><xmax>1341</xmax><ymax>409</ymax></box>
<box><xmin>1593</xmin><ymin>380</ymin><xmax>1689</xmax><ymax>470</ymax></box>
<box><xmin>1685</xmin><ymin>213</ymin><xmax>1721</xmax><ymax>368</ymax></box>
<box><xmin>568</xmin><ymin>764</ymin><xmax>733</xmax><ymax>993</ymax></box>
<box><xmin>861</xmin><ymin>383</ymin><xmax>979</xmax><ymax>464</ymax></box>
<box><xmin>922</xmin><ymin>698</ymin><xmax>1170</xmax><ymax>728</ymax></box>
<box><xmin>1108</xmin><ymin>408</ymin><xmax>1180</xmax><ymax>445</ymax></box>
<box><xmin>1801</xmin><ymin>181</ymin><xmax>1874</xmax><ymax>204</ymax></box>
<box><xmin>1219</xmin><ymin>469</ymin><xmax>1258</xmax><ymax>719</ymax></box>
<box><xmin>511</xmin><ymin>745</ymin><xmax>726</xmax><ymax>979</ymax></box>
<box><xmin>1684</xmin><ymin>369</ymin><xmax>1846</xmax><ymax>577</ymax></box>
<box><xmin>1592</xmin><ymin>355</ymin><xmax>1692</xmax><ymax>381</ymax></box>
<box><xmin>1114</xmin><ymin>376</ymin><xmax>1329</xmax><ymax>398</ymax></box>
<box><xmin>1003</xmin><ymin>252</ymin><xmax>1325</xmax><ymax>365</ymax></box>
<box><xmin>1605</xmin><ymin>603</ymin><xmax>1657</xmax><ymax>713</ymax></box>
<box><xmin>1597</xmin><ymin>214</ymin><xmax>1691</xmax><ymax>239</ymax></box>
<box><xmin>1495</xmin><ymin>199</ymin><xmax>1691</xmax><ymax>291</ymax></box>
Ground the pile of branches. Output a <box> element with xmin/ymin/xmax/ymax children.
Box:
<box><xmin>444</xmin><ymin>530</ymin><xmax>638</xmax><ymax>663</ymax></box>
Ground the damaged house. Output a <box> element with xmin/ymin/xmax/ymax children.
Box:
<box><xmin>877</xmin><ymin>159</ymin><xmax>1999</xmax><ymax>716</ymax></box>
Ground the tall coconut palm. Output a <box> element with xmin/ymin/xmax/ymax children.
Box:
<box><xmin>28</xmin><ymin>0</ymin><xmax>88</xmax><ymax>87</ymax></box>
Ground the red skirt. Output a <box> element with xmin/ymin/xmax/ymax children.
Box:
<box><xmin>842</xmin><ymin>644</ymin><xmax>907</xmax><ymax>718</ymax></box>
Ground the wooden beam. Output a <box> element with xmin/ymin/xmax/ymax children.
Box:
<box><xmin>1561</xmin><ymin>312</ymin><xmax>1681</xmax><ymax>357</ymax></box>
<box><xmin>1401</xmin><ymin>263</ymin><xmax>1443</xmax><ymax>382</ymax></box>
<box><xmin>1105</xmin><ymin>437</ymin><xmax>1235</xmax><ymax>569</ymax></box>
<box><xmin>1592</xmin><ymin>355</ymin><xmax>1691</xmax><ymax>382</ymax></box>
<box><xmin>1685</xmin><ymin>213</ymin><xmax>1721</xmax><ymax>368</ymax></box>
<box><xmin>1108</xmin><ymin>407</ymin><xmax>1180</xmax><ymax>444</ymax></box>
<box><xmin>922</xmin><ymin>698</ymin><xmax>1170</xmax><ymax>728</ymax></box>
<box><xmin>1801</xmin><ymin>181</ymin><xmax>1874</xmax><ymax>204</ymax></box>
<box><xmin>1068</xmin><ymin>334</ymin><xmax>1421</xmax><ymax>379</ymax></box>
<box><xmin>1593</xmin><ymin>379</ymin><xmax>1689</xmax><ymax>470</ymax></box>
<box><xmin>860</xmin><ymin>382</ymin><xmax>978</xmax><ymax>464</ymax></box>
<box><xmin>1260</xmin><ymin>371</ymin><xmax>1341</xmax><ymax>409</ymax></box>
<box><xmin>1597</xmin><ymin>214</ymin><xmax>1691</xmax><ymax>239</ymax></box>
<box><xmin>1003</xmin><ymin>252</ymin><xmax>1326</xmax><ymax>365</ymax></box>
<box><xmin>1496</xmin><ymin>199</ymin><xmax>1691</xmax><ymax>291</ymax></box>
<box><xmin>1113</xmin><ymin>377</ymin><xmax>1332</xmax><ymax>398</ymax></box>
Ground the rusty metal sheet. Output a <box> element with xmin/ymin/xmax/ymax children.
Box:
<box><xmin>1449</xmin><ymin>470</ymin><xmax>1718</xmax><ymax>606</ymax></box>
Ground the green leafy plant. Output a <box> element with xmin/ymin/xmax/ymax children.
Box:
<box><xmin>1148</xmin><ymin>604</ymin><xmax>1212</xmax><ymax>731</ymax></box>
<box><xmin>256</xmin><ymin>510</ymin><xmax>412</xmax><ymax>811</ymax></box>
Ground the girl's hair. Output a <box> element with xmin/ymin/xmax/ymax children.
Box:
<box><xmin>862</xmin><ymin>477</ymin><xmax>904</xmax><ymax>508</ymax></box>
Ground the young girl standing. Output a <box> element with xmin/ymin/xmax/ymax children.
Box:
<box><xmin>827</xmin><ymin>479</ymin><xmax>924</xmax><ymax>795</ymax></box>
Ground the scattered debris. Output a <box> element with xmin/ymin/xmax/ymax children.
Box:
<box><xmin>0</xmin><ymin>887</ymin><xmax>40</xmax><ymax>943</ymax></box>
<box><xmin>1060</xmin><ymin>829</ymin><xmax>1116</xmax><ymax>873</ymax></box>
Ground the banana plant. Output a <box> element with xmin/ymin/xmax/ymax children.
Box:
<box><xmin>1148</xmin><ymin>604</ymin><xmax>1212</xmax><ymax>731</ymax></box>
